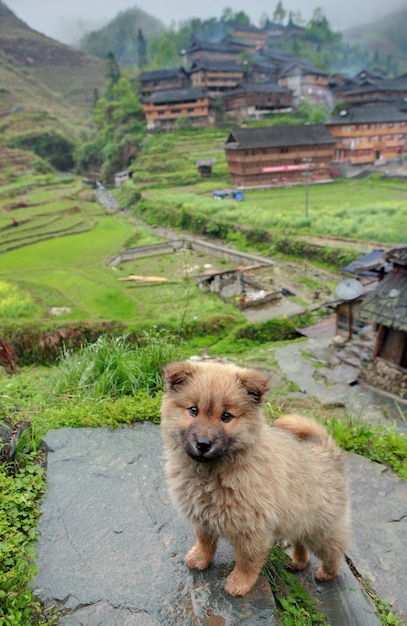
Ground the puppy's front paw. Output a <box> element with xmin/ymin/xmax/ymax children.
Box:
<box><xmin>224</xmin><ymin>568</ymin><xmax>257</xmax><ymax>597</ymax></box>
<box><xmin>185</xmin><ymin>544</ymin><xmax>212</xmax><ymax>570</ymax></box>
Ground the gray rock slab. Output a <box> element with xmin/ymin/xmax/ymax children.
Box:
<box><xmin>346</xmin><ymin>453</ymin><xmax>407</xmax><ymax>622</ymax></box>
<box><xmin>297</xmin><ymin>557</ymin><xmax>380</xmax><ymax>626</ymax></box>
<box><xmin>33</xmin><ymin>422</ymin><xmax>407</xmax><ymax>625</ymax></box>
<box><xmin>33</xmin><ymin>422</ymin><xmax>277</xmax><ymax>626</ymax></box>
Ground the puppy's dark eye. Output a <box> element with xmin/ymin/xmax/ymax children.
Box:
<box><xmin>221</xmin><ymin>412</ymin><xmax>233</xmax><ymax>423</ymax></box>
<box><xmin>188</xmin><ymin>405</ymin><xmax>199</xmax><ymax>417</ymax></box>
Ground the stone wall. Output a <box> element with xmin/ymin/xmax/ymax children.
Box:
<box><xmin>109</xmin><ymin>238</ymin><xmax>274</xmax><ymax>268</ymax></box>
<box><xmin>359</xmin><ymin>358</ymin><xmax>407</xmax><ymax>399</ymax></box>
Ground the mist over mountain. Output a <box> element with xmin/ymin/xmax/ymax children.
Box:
<box><xmin>5</xmin><ymin>0</ymin><xmax>407</xmax><ymax>46</ymax></box>
<box><xmin>344</xmin><ymin>7</ymin><xmax>407</xmax><ymax>57</ymax></box>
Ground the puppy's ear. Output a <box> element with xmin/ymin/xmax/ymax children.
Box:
<box><xmin>162</xmin><ymin>361</ymin><xmax>194</xmax><ymax>392</ymax></box>
<box><xmin>237</xmin><ymin>369</ymin><xmax>270</xmax><ymax>404</ymax></box>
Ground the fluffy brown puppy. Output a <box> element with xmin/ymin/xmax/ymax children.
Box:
<box><xmin>160</xmin><ymin>360</ymin><xmax>350</xmax><ymax>597</ymax></box>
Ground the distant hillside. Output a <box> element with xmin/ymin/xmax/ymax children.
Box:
<box><xmin>344</xmin><ymin>7</ymin><xmax>407</xmax><ymax>72</ymax></box>
<box><xmin>0</xmin><ymin>0</ymin><xmax>106</xmax><ymax>128</ymax></box>
<box><xmin>79</xmin><ymin>7</ymin><xmax>165</xmax><ymax>67</ymax></box>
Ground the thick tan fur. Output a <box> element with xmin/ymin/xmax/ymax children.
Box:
<box><xmin>160</xmin><ymin>360</ymin><xmax>350</xmax><ymax>597</ymax></box>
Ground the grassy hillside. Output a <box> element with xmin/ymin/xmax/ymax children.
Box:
<box><xmin>0</xmin><ymin>1</ymin><xmax>106</xmax><ymax>132</ymax></box>
<box><xmin>131</xmin><ymin>128</ymin><xmax>231</xmax><ymax>188</ymax></box>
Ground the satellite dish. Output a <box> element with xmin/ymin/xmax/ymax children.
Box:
<box><xmin>336</xmin><ymin>278</ymin><xmax>363</xmax><ymax>300</ymax></box>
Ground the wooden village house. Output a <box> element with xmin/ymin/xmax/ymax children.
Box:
<box><xmin>326</xmin><ymin>105</ymin><xmax>407</xmax><ymax>165</ymax></box>
<box><xmin>142</xmin><ymin>87</ymin><xmax>217</xmax><ymax>130</ymax></box>
<box><xmin>183</xmin><ymin>38</ymin><xmax>249</xmax><ymax>66</ymax></box>
<box><xmin>222</xmin><ymin>83</ymin><xmax>293</xmax><ymax>122</ymax></box>
<box><xmin>358</xmin><ymin>245</ymin><xmax>407</xmax><ymax>400</ymax></box>
<box><xmin>223</xmin><ymin>124</ymin><xmax>336</xmax><ymax>188</ymax></box>
<box><xmin>137</xmin><ymin>67</ymin><xmax>189</xmax><ymax>97</ymax></box>
<box><xmin>336</xmin><ymin>76</ymin><xmax>407</xmax><ymax>107</ymax></box>
<box><xmin>231</xmin><ymin>25</ymin><xmax>269</xmax><ymax>49</ymax></box>
<box><xmin>278</xmin><ymin>63</ymin><xmax>330</xmax><ymax>106</ymax></box>
<box><xmin>189</xmin><ymin>60</ymin><xmax>244</xmax><ymax>93</ymax></box>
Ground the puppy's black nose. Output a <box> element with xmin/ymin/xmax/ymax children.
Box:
<box><xmin>195</xmin><ymin>438</ymin><xmax>212</xmax><ymax>453</ymax></box>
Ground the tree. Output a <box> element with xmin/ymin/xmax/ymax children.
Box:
<box><xmin>153</xmin><ymin>35</ymin><xmax>179</xmax><ymax>68</ymax></box>
<box><xmin>137</xmin><ymin>29</ymin><xmax>147</xmax><ymax>69</ymax></box>
<box><xmin>106</xmin><ymin>51</ymin><xmax>121</xmax><ymax>84</ymax></box>
<box><xmin>273</xmin><ymin>1</ymin><xmax>286</xmax><ymax>24</ymax></box>
<box><xmin>234</xmin><ymin>11</ymin><xmax>251</xmax><ymax>25</ymax></box>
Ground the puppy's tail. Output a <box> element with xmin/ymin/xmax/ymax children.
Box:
<box><xmin>273</xmin><ymin>414</ymin><xmax>330</xmax><ymax>443</ymax></box>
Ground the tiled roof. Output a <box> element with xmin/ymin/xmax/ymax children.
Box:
<box><xmin>186</xmin><ymin>39</ymin><xmax>246</xmax><ymax>53</ymax></box>
<box><xmin>385</xmin><ymin>244</ymin><xmax>407</xmax><ymax>266</ymax></box>
<box><xmin>138</xmin><ymin>67</ymin><xmax>187</xmax><ymax>82</ymax></box>
<box><xmin>224</xmin><ymin>124</ymin><xmax>335</xmax><ymax>149</ymax></box>
<box><xmin>279</xmin><ymin>62</ymin><xmax>329</xmax><ymax>78</ymax></box>
<box><xmin>189</xmin><ymin>60</ymin><xmax>243</xmax><ymax>73</ymax></box>
<box><xmin>360</xmin><ymin>266</ymin><xmax>407</xmax><ymax>331</ymax></box>
<box><xmin>143</xmin><ymin>87</ymin><xmax>212</xmax><ymax>104</ymax></box>
<box><xmin>222</xmin><ymin>82</ymin><xmax>291</xmax><ymax>98</ymax></box>
<box><xmin>327</xmin><ymin>105</ymin><xmax>407</xmax><ymax>125</ymax></box>
<box><xmin>342</xmin><ymin>78</ymin><xmax>407</xmax><ymax>96</ymax></box>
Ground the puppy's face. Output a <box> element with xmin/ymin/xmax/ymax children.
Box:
<box><xmin>161</xmin><ymin>361</ymin><xmax>269</xmax><ymax>463</ymax></box>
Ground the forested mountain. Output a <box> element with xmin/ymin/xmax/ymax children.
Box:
<box><xmin>79</xmin><ymin>7</ymin><xmax>165</xmax><ymax>67</ymax></box>
<box><xmin>77</xmin><ymin>5</ymin><xmax>407</xmax><ymax>76</ymax></box>
<box><xmin>344</xmin><ymin>7</ymin><xmax>407</xmax><ymax>75</ymax></box>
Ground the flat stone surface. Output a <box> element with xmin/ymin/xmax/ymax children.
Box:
<box><xmin>33</xmin><ymin>423</ymin><xmax>276</xmax><ymax>626</ymax></box>
<box><xmin>346</xmin><ymin>453</ymin><xmax>407</xmax><ymax>620</ymax></box>
<box><xmin>32</xmin><ymin>422</ymin><xmax>407</xmax><ymax>625</ymax></box>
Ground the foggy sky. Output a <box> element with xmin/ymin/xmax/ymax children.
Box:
<box><xmin>5</xmin><ymin>0</ymin><xmax>405</xmax><ymax>45</ymax></box>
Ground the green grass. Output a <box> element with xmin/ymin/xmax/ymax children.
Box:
<box><xmin>1</xmin><ymin>329</ymin><xmax>407</xmax><ymax>626</ymax></box>
<box><xmin>53</xmin><ymin>328</ymin><xmax>183</xmax><ymax>398</ymax></box>
<box><xmin>0</xmin><ymin>175</ymin><xmax>246</xmax><ymax>328</ymax></box>
<box><xmin>144</xmin><ymin>176</ymin><xmax>407</xmax><ymax>245</ymax></box>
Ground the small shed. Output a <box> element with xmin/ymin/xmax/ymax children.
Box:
<box><xmin>114</xmin><ymin>170</ymin><xmax>133</xmax><ymax>188</ymax></box>
<box><xmin>359</xmin><ymin>244</ymin><xmax>407</xmax><ymax>399</ymax></box>
<box><xmin>195</xmin><ymin>158</ymin><xmax>216</xmax><ymax>177</ymax></box>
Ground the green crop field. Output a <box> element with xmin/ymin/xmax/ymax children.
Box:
<box><xmin>1</xmin><ymin>165</ymin><xmax>406</xmax><ymax>328</ymax></box>
<box><xmin>0</xmin><ymin>174</ymin><xmax>242</xmax><ymax>327</ymax></box>
<box><xmin>145</xmin><ymin>175</ymin><xmax>407</xmax><ymax>245</ymax></box>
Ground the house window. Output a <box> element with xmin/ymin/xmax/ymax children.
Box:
<box><xmin>280</xmin><ymin>147</ymin><xmax>289</xmax><ymax>153</ymax></box>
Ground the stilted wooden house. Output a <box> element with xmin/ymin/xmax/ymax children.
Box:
<box><xmin>137</xmin><ymin>67</ymin><xmax>189</xmax><ymax>97</ymax></box>
<box><xmin>359</xmin><ymin>245</ymin><xmax>407</xmax><ymax>399</ymax></box>
<box><xmin>223</xmin><ymin>124</ymin><xmax>336</xmax><ymax>188</ymax></box>
<box><xmin>142</xmin><ymin>87</ymin><xmax>216</xmax><ymax>130</ymax></box>
<box><xmin>222</xmin><ymin>83</ymin><xmax>293</xmax><ymax>122</ymax></box>
<box><xmin>326</xmin><ymin>105</ymin><xmax>407</xmax><ymax>165</ymax></box>
<box><xmin>189</xmin><ymin>60</ymin><xmax>244</xmax><ymax>93</ymax></box>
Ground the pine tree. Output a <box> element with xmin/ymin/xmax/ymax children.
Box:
<box><xmin>106</xmin><ymin>51</ymin><xmax>121</xmax><ymax>84</ymax></box>
<box><xmin>138</xmin><ymin>29</ymin><xmax>147</xmax><ymax>69</ymax></box>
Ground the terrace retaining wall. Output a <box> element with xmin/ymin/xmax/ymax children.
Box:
<box><xmin>108</xmin><ymin>238</ymin><xmax>274</xmax><ymax>268</ymax></box>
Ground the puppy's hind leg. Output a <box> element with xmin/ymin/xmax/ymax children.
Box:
<box><xmin>312</xmin><ymin>520</ymin><xmax>350</xmax><ymax>582</ymax></box>
<box><xmin>288</xmin><ymin>542</ymin><xmax>310</xmax><ymax>572</ymax></box>
<box><xmin>313</xmin><ymin>537</ymin><xmax>347</xmax><ymax>582</ymax></box>
<box><xmin>185</xmin><ymin>528</ymin><xmax>218</xmax><ymax>571</ymax></box>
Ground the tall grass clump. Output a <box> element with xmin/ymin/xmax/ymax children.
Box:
<box><xmin>53</xmin><ymin>328</ymin><xmax>183</xmax><ymax>399</ymax></box>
